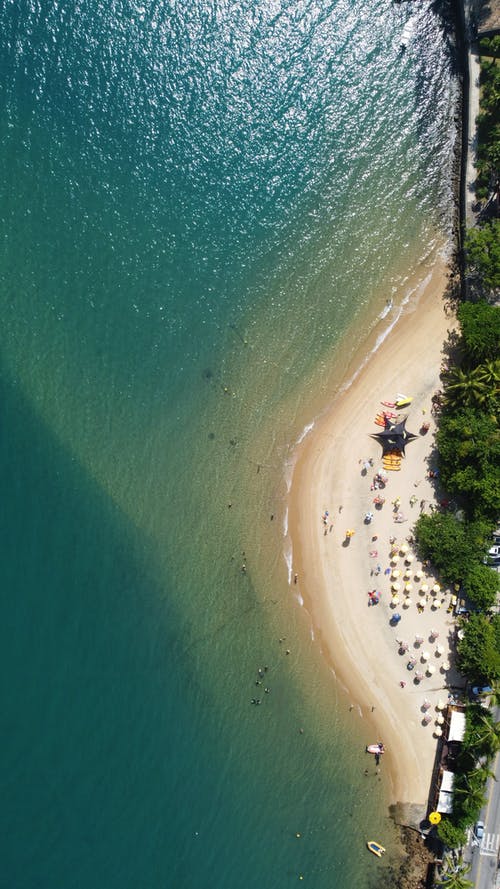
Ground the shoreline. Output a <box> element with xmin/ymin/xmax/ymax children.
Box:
<box><xmin>288</xmin><ymin>253</ymin><xmax>460</xmax><ymax>809</ymax></box>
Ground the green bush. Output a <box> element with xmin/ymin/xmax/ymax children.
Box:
<box><xmin>437</xmin><ymin>818</ymin><xmax>467</xmax><ymax>850</ymax></box>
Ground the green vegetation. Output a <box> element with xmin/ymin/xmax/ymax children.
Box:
<box><xmin>458</xmin><ymin>301</ymin><xmax>500</xmax><ymax>362</ymax></box>
<box><xmin>474</xmin><ymin>39</ymin><xmax>500</xmax><ymax>202</ymax></box>
<box><xmin>415</xmin><ymin>512</ymin><xmax>485</xmax><ymax>582</ymax></box>
<box><xmin>465</xmin><ymin>220</ymin><xmax>500</xmax><ymax>290</ymax></box>
<box><xmin>436</xmin><ymin>706</ymin><xmax>500</xmax><ymax>857</ymax></box>
<box><xmin>425</xmin><ymin>38</ymin><xmax>499</xmax><ymax>880</ymax></box>
<box><xmin>436</xmin><ymin>820</ymin><xmax>468</xmax><ymax>851</ymax></box>
<box><xmin>458</xmin><ymin>612</ymin><xmax>500</xmax><ymax>683</ymax></box>
<box><xmin>463</xmin><ymin>563</ymin><xmax>500</xmax><ymax>611</ymax></box>
<box><xmin>435</xmin><ymin>860</ymin><xmax>473</xmax><ymax>889</ymax></box>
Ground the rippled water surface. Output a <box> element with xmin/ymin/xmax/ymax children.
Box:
<box><xmin>0</xmin><ymin>0</ymin><xmax>458</xmax><ymax>886</ymax></box>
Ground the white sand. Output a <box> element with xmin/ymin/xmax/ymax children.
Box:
<box><xmin>289</xmin><ymin>256</ymin><xmax>461</xmax><ymax>806</ymax></box>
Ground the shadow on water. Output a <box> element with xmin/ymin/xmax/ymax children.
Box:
<box><xmin>0</xmin><ymin>360</ymin><xmax>266</xmax><ymax>889</ymax></box>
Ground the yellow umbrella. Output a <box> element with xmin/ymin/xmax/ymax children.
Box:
<box><xmin>392</xmin><ymin>595</ymin><xmax>400</xmax><ymax>605</ymax></box>
<box><xmin>404</xmin><ymin>583</ymin><xmax>413</xmax><ymax>592</ymax></box>
<box><xmin>433</xmin><ymin>583</ymin><xmax>441</xmax><ymax>593</ymax></box>
<box><xmin>429</xmin><ymin>811</ymin><xmax>441</xmax><ymax>825</ymax></box>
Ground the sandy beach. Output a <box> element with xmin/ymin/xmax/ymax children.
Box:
<box><xmin>290</xmin><ymin>255</ymin><xmax>461</xmax><ymax>809</ymax></box>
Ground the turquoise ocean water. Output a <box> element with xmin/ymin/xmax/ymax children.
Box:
<box><xmin>0</xmin><ymin>1</ymin><xmax>458</xmax><ymax>886</ymax></box>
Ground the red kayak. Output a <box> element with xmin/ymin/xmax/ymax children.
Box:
<box><xmin>381</xmin><ymin>401</ymin><xmax>396</xmax><ymax>408</ymax></box>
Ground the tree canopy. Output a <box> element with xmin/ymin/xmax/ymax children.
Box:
<box><xmin>464</xmin><ymin>563</ymin><xmax>500</xmax><ymax>611</ymax></box>
<box><xmin>457</xmin><ymin>613</ymin><xmax>500</xmax><ymax>682</ymax></box>
<box><xmin>465</xmin><ymin>220</ymin><xmax>500</xmax><ymax>291</ymax></box>
<box><xmin>414</xmin><ymin>512</ymin><xmax>485</xmax><ymax>582</ymax></box>
<box><xmin>457</xmin><ymin>301</ymin><xmax>500</xmax><ymax>364</ymax></box>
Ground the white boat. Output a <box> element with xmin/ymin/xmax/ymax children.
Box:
<box><xmin>400</xmin><ymin>17</ymin><xmax>416</xmax><ymax>49</ymax></box>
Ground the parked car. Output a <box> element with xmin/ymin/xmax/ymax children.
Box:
<box><xmin>474</xmin><ymin>820</ymin><xmax>485</xmax><ymax>840</ymax></box>
<box><xmin>472</xmin><ymin>685</ymin><xmax>493</xmax><ymax>697</ymax></box>
<box><xmin>488</xmin><ymin>545</ymin><xmax>500</xmax><ymax>557</ymax></box>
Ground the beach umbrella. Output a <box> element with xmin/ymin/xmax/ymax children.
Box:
<box><xmin>408</xmin><ymin>656</ymin><xmax>417</xmax><ymax>665</ymax></box>
<box><xmin>440</xmin><ymin>662</ymin><xmax>449</xmax><ymax>672</ymax></box>
<box><xmin>434</xmin><ymin>727</ymin><xmax>443</xmax><ymax>737</ymax></box>
<box><xmin>422</xmin><ymin>699</ymin><xmax>431</xmax><ymax>710</ymax></box>
<box><xmin>421</xmin><ymin>583</ymin><xmax>429</xmax><ymax>593</ymax></box>
<box><xmin>429</xmin><ymin>629</ymin><xmax>439</xmax><ymax>639</ymax></box>
<box><xmin>390</xmin><ymin>557</ymin><xmax>399</xmax><ymax>566</ymax></box>
<box><xmin>421</xmin><ymin>650</ymin><xmax>430</xmax><ymax>661</ymax></box>
<box><xmin>403</xmin><ymin>597</ymin><xmax>412</xmax><ymax>608</ymax></box>
<box><xmin>404</xmin><ymin>583</ymin><xmax>413</xmax><ymax>592</ymax></box>
<box><xmin>400</xmin><ymin>544</ymin><xmax>409</xmax><ymax>554</ymax></box>
<box><xmin>391</xmin><ymin>595</ymin><xmax>400</xmax><ymax>606</ymax></box>
<box><xmin>436</xmin><ymin>715</ymin><xmax>445</xmax><ymax>725</ymax></box>
<box><xmin>423</xmin><ymin>714</ymin><xmax>432</xmax><ymax>725</ymax></box>
<box><xmin>415</xmin><ymin>570</ymin><xmax>423</xmax><ymax>580</ymax></box>
<box><xmin>436</xmin><ymin>644</ymin><xmax>445</xmax><ymax>656</ymax></box>
<box><xmin>436</xmin><ymin>699</ymin><xmax>446</xmax><ymax>710</ymax></box>
<box><xmin>405</xmin><ymin>555</ymin><xmax>414</xmax><ymax>564</ymax></box>
<box><xmin>433</xmin><ymin>583</ymin><xmax>441</xmax><ymax>593</ymax></box>
<box><xmin>415</xmin><ymin>635</ymin><xmax>424</xmax><ymax>645</ymax></box>
<box><xmin>432</xmin><ymin>600</ymin><xmax>442</xmax><ymax>610</ymax></box>
<box><xmin>399</xmin><ymin>640</ymin><xmax>409</xmax><ymax>652</ymax></box>
<box><xmin>429</xmin><ymin>812</ymin><xmax>441</xmax><ymax>825</ymax></box>
<box><xmin>426</xmin><ymin>664</ymin><xmax>436</xmax><ymax>675</ymax></box>
<box><xmin>392</xmin><ymin>570</ymin><xmax>401</xmax><ymax>579</ymax></box>
<box><xmin>391</xmin><ymin>613</ymin><xmax>401</xmax><ymax>624</ymax></box>
<box><xmin>414</xmin><ymin>671</ymin><xmax>424</xmax><ymax>681</ymax></box>
<box><xmin>392</xmin><ymin>582</ymin><xmax>401</xmax><ymax>591</ymax></box>
<box><xmin>403</xmin><ymin>569</ymin><xmax>412</xmax><ymax>579</ymax></box>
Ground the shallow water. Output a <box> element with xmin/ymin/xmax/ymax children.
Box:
<box><xmin>0</xmin><ymin>0</ymin><xmax>458</xmax><ymax>885</ymax></box>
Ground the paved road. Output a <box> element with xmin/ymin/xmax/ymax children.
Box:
<box><xmin>464</xmin><ymin>708</ymin><xmax>500</xmax><ymax>889</ymax></box>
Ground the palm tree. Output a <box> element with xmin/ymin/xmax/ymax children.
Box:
<box><xmin>454</xmin><ymin>780</ymin><xmax>488</xmax><ymax>817</ymax></box>
<box><xmin>475</xmin><ymin>358</ymin><xmax>500</xmax><ymax>388</ymax></box>
<box><xmin>444</xmin><ymin>366</ymin><xmax>490</xmax><ymax>409</ymax></box>
<box><xmin>468</xmin><ymin>763</ymin><xmax>496</xmax><ymax>787</ymax></box>
<box><xmin>470</xmin><ymin>713</ymin><xmax>500</xmax><ymax>759</ymax></box>
<box><xmin>474</xmin><ymin>359</ymin><xmax>500</xmax><ymax>409</ymax></box>
<box><xmin>435</xmin><ymin>872</ymin><xmax>473</xmax><ymax>889</ymax></box>
<box><xmin>435</xmin><ymin>853</ymin><xmax>473</xmax><ymax>888</ymax></box>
